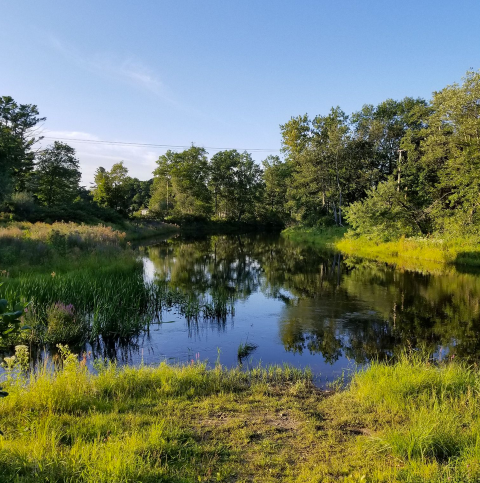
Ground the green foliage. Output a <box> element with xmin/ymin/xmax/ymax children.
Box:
<box><xmin>91</xmin><ymin>162</ymin><xmax>146</xmax><ymax>216</ymax></box>
<box><xmin>34</xmin><ymin>142</ymin><xmax>81</xmax><ymax>207</ymax></box>
<box><xmin>0</xmin><ymin>96</ymin><xmax>45</xmax><ymax>199</ymax></box>
<box><xmin>0</xmin><ymin>285</ymin><xmax>30</xmax><ymax>345</ymax></box>
<box><xmin>209</xmin><ymin>150</ymin><xmax>264</xmax><ymax>222</ymax></box>
<box><xmin>344</xmin><ymin>179</ymin><xmax>426</xmax><ymax>240</ymax></box>
<box><xmin>149</xmin><ymin>146</ymin><xmax>212</xmax><ymax>219</ymax></box>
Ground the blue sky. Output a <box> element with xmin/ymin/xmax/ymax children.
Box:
<box><xmin>2</xmin><ymin>1</ymin><xmax>479</xmax><ymax>185</ymax></box>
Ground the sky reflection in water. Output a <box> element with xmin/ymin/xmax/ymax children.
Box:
<box><xmin>87</xmin><ymin>233</ymin><xmax>480</xmax><ymax>384</ymax></box>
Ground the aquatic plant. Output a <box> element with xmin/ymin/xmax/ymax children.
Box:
<box><xmin>0</xmin><ymin>284</ymin><xmax>30</xmax><ymax>346</ymax></box>
<box><xmin>237</xmin><ymin>341</ymin><xmax>258</xmax><ymax>361</ymax></box>
<box><xmin>45</xmin><ymin>302</ymin><xmax>87</xmax><ymax>345</ymax></box>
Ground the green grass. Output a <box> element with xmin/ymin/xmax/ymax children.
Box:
<box><xmin>0</xmin><ymin>351</ymin><xmax>479</xmax><ymax>482</ymax></box>
<box><xmin>281</xmin><ymin>225</ymin><xmax>347</xmax><ymax>248</ymax></box>
<box><xmin>283</xmin><ymin>225</ymin><xmax>480</xmax><ymax>270</ymax></box>
<box><xmin>336</xmin><ymin>235</ymin><xmax>480</xmax><ymax>270</ymax></box>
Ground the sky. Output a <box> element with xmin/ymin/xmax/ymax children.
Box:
<box><xmin>2</xmin><ymin>1</ymin><xmax>480</xmax><ymax>186</ymax></box>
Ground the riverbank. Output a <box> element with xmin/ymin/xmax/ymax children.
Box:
<box><xmin>336</xmin><ymin>235</ymin><xmax>480</xmax><ymax>268</ymax></box>
<box><xmin>0</xmin><ymin>352</ymin><xmax>477</xmax><ymax>482</ymax></box>
<box><xmin>282</xmin><ymin>225</ymin><xmax>480</xmax><ymax>269</ymax></box>
<box><xmin>0</xmin><ymin>220</ymin><xmax>179</xmax><ymax>271</ymax></box>
<box><xmin>281</xmin><ymin>225</ymin><xmax>347</xmax><ymax>248</ymax></box>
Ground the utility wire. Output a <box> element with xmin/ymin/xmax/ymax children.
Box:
<box><xmin>42</xmin><ymin>136</ymin><xmax>280</xmax><ymax>153</ymax></box>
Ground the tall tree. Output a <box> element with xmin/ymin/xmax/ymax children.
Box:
<box><xmin>35</xmin><ymin>142</ymin><xmax>81</xmax><ymax>206</ymax></box>
<box><xmin>150</xmin><ymin>146</ymin><xmax>212</xmax><ymax>218</ymax></box>
<box><xmin>262</xmin><ymin>155</ymin><xmax>292</xmax><ymax>222</ymax></box>
<box><xmin>0</xmin><ymin>96</ymin><xmax>45</xmax><ymax>199</ymax></box>
<box><xmin>282</xmin><ymin>108</ymin><xmax>351</xmax><ymax>225</ymax></box>
<box><xmin>208</xmin><ymin>150</ymin><xmax>264</xmax><ymax>222</ymax></box>
<box><xmin>91</xmin><ymin>162</ymin><xmax>132</xmax><ymax>214</ymax></box>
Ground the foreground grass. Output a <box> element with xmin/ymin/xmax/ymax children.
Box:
<box><xmin>336</xmin><ymin>235</ymin><xmax>480</xmax><ymax>270</ymax></box>
<box><xmin>1</xmin><ymin>353</ymin><xmax>479</xmax><ymax>482</ymax></box>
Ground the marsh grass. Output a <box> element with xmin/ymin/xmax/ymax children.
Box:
<box><xmin>0</xmin><ymin>222</ymin><xmax>128</xmax><ymax>270</ymax></box>
<box><xmin>1</xmin><ymin>259</ymin><xmax>235</xmax><ymax>346</ymax></box>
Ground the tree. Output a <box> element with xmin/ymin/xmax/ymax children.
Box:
<box><xmin>91</xmin><ymin>162</ymin><xmax>133</xmax><ymax>215</ymax></box>
<box><xmin>108</xmin><ymin>162</ymin><xmax>130</xmax><ymax>213</ymax></box>
<box><xmin>230</xmin><ymin>152</ymin><xmax>264</xmax><ymax>222</ymax></box>
<box><xmin>150</xmin><ymin>146</ymin><xmax>212</xmax><ymax>218</ymax></box>
<box><xmin>209</xmin><ymin>150</ymin><xmax>239</xmax><ymax>218</ymax></box>
<box><xmin>0</xmin><ymin>96</ymin><xmax>45</xmax><ymax>200</ymax></box>
<box><xmin>351</xmin><ymin>97</ymin><xmax>428</xmax><ymax>181</ymax></box>
<box><xmin>282</xmin><ymin>108</ymin><xmax>351</xmax><ymax>225</ymax></box>
<box><xmin>127</xmin><ymin>178</ymin><xmax>153</xmax><ymax>212</ymax></box>
<box><xmin>344</xmin><ymin>179</ymin><xmax>427</xmax><ymax>240</ymax></box>
<box><xmin>92</xmin><ymin>167</ymin><xmax>109</xmax><ymax>207</ymax></box>
<box><xmin>262</xmin><ymin>155</ymin><xmax>292</xmax><ymax>222</ymax></box>
<box><xmin>403</xmin><ymin>70</ymin><xmax>480</xmax><ymax>236</ymax></box>
<box><xmin>208</xmin><ymin>150</ymin><xmax>263</xmax><ymax>222</ymax></box>
<box><xmin>35</xmin><ymin>142</ymin><xmax>81</xmax><ymax>206</ymax></box>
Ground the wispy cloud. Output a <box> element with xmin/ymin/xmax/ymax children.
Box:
<box><xmin>48</xmin><ymin>36</ymin><xmax>175</xmax><ymax>102</ymax></box>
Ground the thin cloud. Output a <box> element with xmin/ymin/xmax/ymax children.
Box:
<box><xmin>48</xmin><ymin>36</ymin><xmax>175</xmax><ymax>103</ymax></box>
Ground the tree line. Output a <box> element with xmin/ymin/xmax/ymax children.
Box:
<box><xmin>1</xmin><ymin>69</ymin><xmax>480</xmax><ymax>236</ymax></box>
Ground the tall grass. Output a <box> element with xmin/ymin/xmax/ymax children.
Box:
<box><xmin>344</xmin><ymin>353</ymin><xmax>480</xmax><ymax>480</ymax></box>
<box><xmin>0</xmin><ymin>348</ymin><xmax>310</xmax><ymax>482</ymax></box>
<box><xmin>0</xmin><ymin>222</ymin><xmax>128</xmax><ymax>272</ymax></box>
<box><xmin>1</xmin><ymin>260</ymin><xmax>235</xmax><ymax>346</ymax></box>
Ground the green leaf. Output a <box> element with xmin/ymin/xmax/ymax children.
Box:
<box><xmin>0</xmin><ymin>300</ymin><xmax>8</xmax><ymax>315</ymax></box>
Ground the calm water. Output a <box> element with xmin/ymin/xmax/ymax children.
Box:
<box><xmin>85</xmin><ymin>233</ymin><xmax>480</xmax><ymax>384</ymax></box>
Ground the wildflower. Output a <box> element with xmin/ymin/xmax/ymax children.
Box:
<box><xmin>51</xmin><ymin>271</ymin><xmax>56</xmax><ymax>278</ymax></box>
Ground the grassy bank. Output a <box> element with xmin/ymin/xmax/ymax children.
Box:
<box><xmin>281</xmin><ymin>225</ymin><xmax>347</xmax><ymax>248</ymax></box>
<box><xmin>123</xmin><ymin>220</ymin><xmax>179</xmax><ymax>241</ymax></box>
<box><xmin>0</xmin><ymin>352</ymin><xmax>478</xmax><ymax>482</ymax></box>
<box><xmin>282</xmin><ymin>226</ymin><xmax>480</xmax><ymax>269</ymax></box>
<box><xmin>336</xmin><ymin>235</ymin><xmax>480</xmax><ymax>269</ymax></box>
<box><xmin>0</xmin><ymin>221</ymin><xmax>178</xmax><ymax>271</ymax></box>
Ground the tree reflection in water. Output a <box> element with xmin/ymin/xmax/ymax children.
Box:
<box><xmin>144</xmin><ymin>233</ymin><xmax>480</xmax><ymax>365</ymax></box>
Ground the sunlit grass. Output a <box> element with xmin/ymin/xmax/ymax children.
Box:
<box><xmin>336</xmin><ymin>234</ymin><xmax>480</xmax><ymax>269</ymax></box>
<box><xmin>1</xmin><ymin>350</ymin><xmax>479</xmax><ymax>481</ymax></box>
<box><xmin>282</xmin><ymin>225</ymin><xmax>347</xmax><ymax>248</ymax></box>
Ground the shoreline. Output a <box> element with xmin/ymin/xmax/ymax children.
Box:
<box><xmin>282</xmin><ymin>225</ymin><xmax>480</xmax><ymax>271</ymax></box>
<box><xmin>0</xmin><ymin>352</ymin><xmax>477</xmax><ymax>481</ymax></box>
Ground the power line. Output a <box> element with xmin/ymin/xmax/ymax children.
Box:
<box><xmin>42</xmin><ymin>136</ymin><xmax>280</xmax><ymax>153</ymax></box>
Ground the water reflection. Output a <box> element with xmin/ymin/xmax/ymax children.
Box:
<box><xmin>142</xmin><ymin>234</ymin><xmax>480</xmax><ymax>369</ymax></box>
